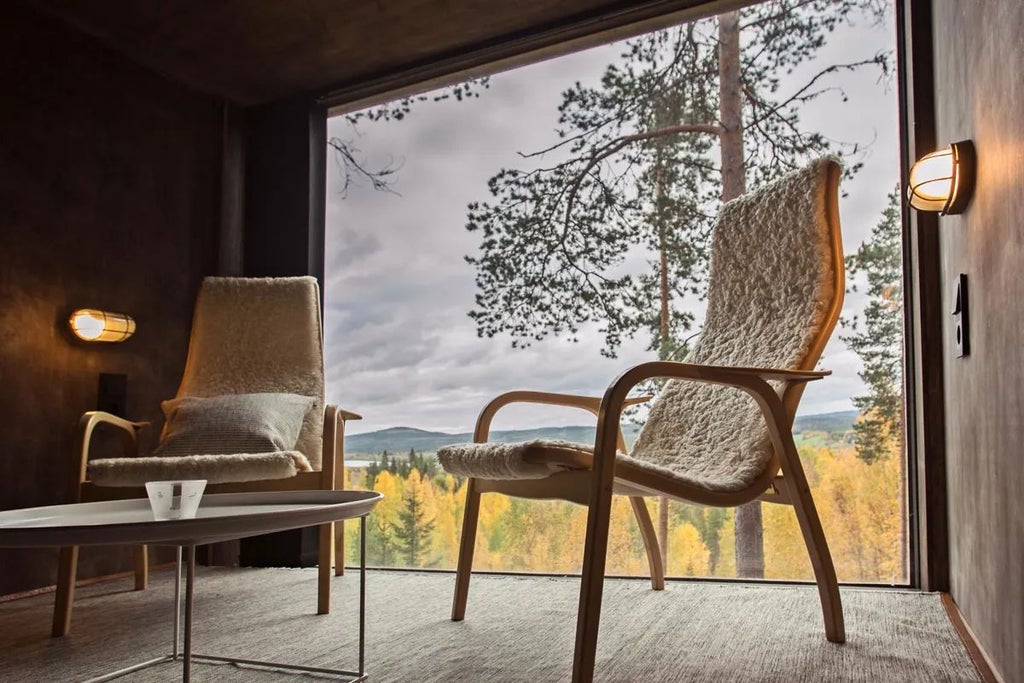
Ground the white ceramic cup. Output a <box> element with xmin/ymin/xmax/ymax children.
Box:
<box><xmin>145</xmin><ymin>480</ymin><xmax>207</xmax><ymax>521</ymax></box>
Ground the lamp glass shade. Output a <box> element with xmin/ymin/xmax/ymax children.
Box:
<box><xmin>907</xmin><ymin>140</ymin><xmax>975</xmax><ymax>214</ymax></box>
<box><xmin>69</xmin><ymin>309</ymin><xmax>135</xmax><ymax>342</ymax></box>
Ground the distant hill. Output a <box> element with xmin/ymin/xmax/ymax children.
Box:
<box><xmin>344</xmin><ymin>410</ymin><xmax>858</xmax><ymax>456</ymax></box>
<box><xmin>793</xmin><ymin>410</ymin><xmax>858</xmax><ymax>434</ymax></box>
<box><xmin>344</xmin><ymin>424</ymin><xmax>639</xmax><ymax>456</ymax></box>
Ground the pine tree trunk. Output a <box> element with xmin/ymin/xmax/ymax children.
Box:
<box><xmin>718</xmin><ymin>10</ymin><xmax>765</xmax><ymax>580</ymax></box>
<box><xmin>656</xmin><ymin>162</ymin><xmax>671</xmax><ymax>569</ymax></box>
<box><xmin>719</xmin><ymin>12</ymin><xmax>746</xmax><ymax>203</ymax></box>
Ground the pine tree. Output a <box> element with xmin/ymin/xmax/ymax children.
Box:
<box><xmin>367</xmin><ymin>470</ymin><xmax>403</xmax><ymax>566</ymax></box>
<box><xmin>464</xmin><ymin>2</ymin><xmax>888</xmax><ymax>578</ymax></box>
<box><xmin>408</xmin><ymin>448</ymin><xmax>439</xmax><ymax>479</ymax></box>
<box><xmin>395</xmin><ymin>472</ymin><xmax>437</xmax><ymax>566</ymax></box>
<box><xmin>841</xmin><ymin>188</ymin><xmax>904</xmax><ymax>464</ymax></box>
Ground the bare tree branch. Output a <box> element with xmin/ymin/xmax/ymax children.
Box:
<box><xmin>744</xmin><ymin>57</ymin><xmax>884</xmax><ymax>125</ymax></box>
<box><xmin>561</xmin><ymin>122</ymin><xmax>722</xmax><ymax>236</ymax></box>
<box><xmin>327</xmin><ymin>137</ymin><xmax>401</xmax><ymax>196</ymax></box>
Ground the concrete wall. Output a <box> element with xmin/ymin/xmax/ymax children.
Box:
<box><xmin>0</xmin><ymin>4</ymin><xmax>222</xmax><ymax>596</ymax></box>
<box><xmin>932</xmin><ymin>1</ymin><xmax>1024</xmax><ymax>680</ymax></box>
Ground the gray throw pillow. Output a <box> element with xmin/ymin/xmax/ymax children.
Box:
<box><xmin>154</xmin><ymin>393</ymin><xmax>316</xmax><ymax>457</ymax></box>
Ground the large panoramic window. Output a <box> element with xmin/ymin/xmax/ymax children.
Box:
<box><xmin>326</xmin><ymin>0</ymin><xmax>907</xmax><ymax>584</ymax></box>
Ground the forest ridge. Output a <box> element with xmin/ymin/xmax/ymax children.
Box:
<box><xmin>346</xmin><ymin>410</ymin><xmax>859</xmax><ymax>456</ymax></box>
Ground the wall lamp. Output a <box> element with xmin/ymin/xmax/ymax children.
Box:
<box><xmin>69</xmin><ymin>309</ymin><xmax>135</xmax><ymax>342</ymax></box>
<box><xmin>907</xmin><ymin>140</ymin><xmax>975</xmax><ymax>215</ymax></box>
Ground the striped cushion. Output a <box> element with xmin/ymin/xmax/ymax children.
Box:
<box><xmin>153</xmin><ymin>393</ymin><xmax>315</xmax><ymax>457</ymax></box>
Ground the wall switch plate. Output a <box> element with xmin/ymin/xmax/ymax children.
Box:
<box><xmin>97</xmin><ymin>373</ymin><xmax>128</xmax><ymax>416</ymax></box>
<box><xmin>952</xmin><ymin>273</ymin><xmax>970</xmax><ymax>358</ymax></box>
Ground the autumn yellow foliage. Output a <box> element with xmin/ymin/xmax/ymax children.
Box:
<box><xmin>345</xmin><ymin>434</ymin><xmax>906</xmax><ymax>585</ymax></box>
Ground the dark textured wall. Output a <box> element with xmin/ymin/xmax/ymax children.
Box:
<box><xmin>0</xmin><ymin>4</ymin><xmax>222</xmax><ymax>596</ymax></box>
<box><xmin>932</xmin><ymin>1</ymin><xmax>1024</xmax><ymax>680</ymax></box>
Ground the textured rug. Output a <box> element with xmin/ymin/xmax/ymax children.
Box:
<box><xmin>0</xmin><ymin>568</ymin><xmax>979</xmax><ymax>682</ymax></box>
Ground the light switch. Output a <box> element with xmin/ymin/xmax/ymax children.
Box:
<box><xmin>952</xmin><ymin>274</ymin><xmax>969</xmax><ymax>358</ymax></box>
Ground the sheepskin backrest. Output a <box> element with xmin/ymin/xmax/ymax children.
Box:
<box><xmin>173</xmin><ymin>276</ymin><xmax>326</xmax><ymax>469</ymax></box>
<box><xmin>629</xmin><ymin>157</ymin><xmax>842</xmax><ymax>492</ymax></box>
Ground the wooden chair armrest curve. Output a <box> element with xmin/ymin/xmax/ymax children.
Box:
<box><xmin>473</xmin><ymin>391</ymin><xmax>653</xmax><ymax>443</ymax></box>
<box><xmin>592</xmin><ymin>361</ymin><xmax>821</xmax><ymax>473</ymax></box>
<box><xmin>322</xmin><ymin>404</ymin><xmax>362</xmax><ymax>490</ymax></box>
<box><xmin>73</xmin><ymin>412</ymin><xmax>150</xmax><ymax>491</ymax></box>
<box><xmin>590</xmin><ymin>361</ymin><xmax>829</xmax><ymax>557</ymax></box>
<box><xmin>635</xmin><ymin>362</ymin><xmax>829</xmax><ymax>383</ymax></box>
<box><xmin>337</xmin><ymin>408</ymin><xmax>362</xmax><ymax>421</ymax></box>
<box><xmin>80</xmin><ymin>410</ymin><xmax>150</xmax><ymax>434</ymax></box>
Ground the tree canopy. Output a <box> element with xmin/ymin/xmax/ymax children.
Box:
<box><xmin>465</xmin><ymin>2</ymin><xmax>888</xmax><ymax>359</ymax></box>
<box><xmin>463</xmin><ymin>1</ymin><xmax>890</xmax><ymax>579</ymax></box>
<box><xmin>842</xmin><ymin>188</ymin><xmax>904</xmax><ymax>464</ymax></box>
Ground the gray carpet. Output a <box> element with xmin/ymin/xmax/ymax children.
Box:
<box><xmin>0</xmin><ymin>567</ymin><xmax>979</xmax><ymax>682</ymax></box>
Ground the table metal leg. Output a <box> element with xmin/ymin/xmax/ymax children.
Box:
<box><xmin>173</xmin><ymin>546</ymin><xmax>182</xmax><ymax>659</ymax></box>
<box><xmin>84</xmin><ymin>516</ymin><xmax>370</xmax><ymax>682</ymax></box>
<box><xmin>184</xmin><ymin>545</ymin><xmax>195</xmax><ymax>682</ymax></box>
<box><xmin>360</xmin><ymin>515</ymin><xmax>366</xmax><ymax>675</ymax></box>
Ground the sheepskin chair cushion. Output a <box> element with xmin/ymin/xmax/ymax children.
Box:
<box><xmin>87</xmin><ymin>452</ymin><xmax>311</xmax><ymax>487</ymax></box>
<box><xmin>87</xmin><ymin>393</ymin><xmax>316</xmax><ymax>487</ymax></box>
<box><xmin>622</xmin><ymin>156</ymin><xmax>839</xmax><ymax>491</ymax></box>
<box><xmin>439</xmin><ymin>440</ymin><xmax>596</xmax><ymax>480</ymax></box>
<box><xmin>439</xmin><ymin>157</ymin><xmax>839</xmax><ymax>493</ymax></box>
<box><xmin>174</xmin><ymin>276</ymin><xmax>326</xmax><ymax>469</ymax></box>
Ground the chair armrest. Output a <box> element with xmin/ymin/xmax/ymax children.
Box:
<box><xmin>604</xmin><ymin>362</ymin><xmax>829</xmax><ymax>399</ymax></box>
<box><xmin>598</xmin><ymin>361</ymin><xmax>828</xmax><ymax>428</ymax></box>
<box><xmin>337</xmin><ymin>408</ymin><xmax>362</xmax><ymax>421</ymax></box>
<box><xmin>691</xmin><ymin>364</ymin><xmax>829</xmax><ymax>382</ymax></box>
<box><xmin>323</xmin><ymin>405</ymin><xmax>363</xmax><ymax>489</ymax></box>
<box><xmin>473</xmin><ymin>390</ymin><xmax>652</xmax><ymax>443</ymax></box>
<box><xmin>588</xmin><ymin>360</ymin><xmax>830</xmax><ymax>491</ymax></box>
<box><xmin>81</xmin><ymin>411</ymin><xmax>150</xmax><ymax>435</ymax></box>
<box><xmin>73</xmin><ymin>411</ymin><xmax>150</xmax><ymax>489</ymax></box>
<box><xmin>617</xmin><ymin>362</ymin><xmax>828</xmax><ymax>384</ymax></box>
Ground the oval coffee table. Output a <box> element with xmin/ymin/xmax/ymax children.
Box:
<box><xmin>0</xmin><ymin>490</ymin><xmax>382</xmax><ymax>682</ymax></box>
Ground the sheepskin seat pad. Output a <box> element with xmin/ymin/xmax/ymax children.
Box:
<box><xmin>439</xmin><ymin>157</ymin><xmax>838</xmax><ymax>494</ymax></box>
<box><xmin>87</xmin><ymin>452</ymin><xmax>312</xmax><ymax>487</ymax></box>
<box><xmin>439</xmin><ymin>440</ymin><xmax>595</xmax><ymax>480</ymax></box>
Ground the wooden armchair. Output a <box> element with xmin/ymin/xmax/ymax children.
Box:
<box><xmin>52</xmin><ymin>276</ymin><xmax>360</xmax><ymax>636</ymax></box>
<box><xmin>438</xmin><ymin>158</ymin><xmax>847</xmax><ymax>681</ymax></box>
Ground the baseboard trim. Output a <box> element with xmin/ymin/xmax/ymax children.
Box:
<box><xmin>940</xmin><ymin>593</ymin><xmax>1002</xmax><ymax>683</ymax></box>
<box><xmin>0</xmin><ymin>562</ymin><xmax>176</xmax><ymax>604</ymax></box>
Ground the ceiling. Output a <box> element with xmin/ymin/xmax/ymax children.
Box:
<box><xmin>29</xmin><ymin>0</ymin><xmax>732</xmax><ymax>108</ymax></box>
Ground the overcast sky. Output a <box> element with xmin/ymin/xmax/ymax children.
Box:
<box><xmin>323</xmin><ymin>6</ymin><xmax>900</xmax><ymax>435</ymax></box>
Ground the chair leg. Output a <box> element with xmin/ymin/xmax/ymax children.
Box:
<box><xmin>786</xmin><ymin>478</ymin><xmax>845</xmax><ymax>643</ymax></box>
<box><xmin>317</xmin><ymin>522</ymin><xmax>333</xmax><ymax>614</ymax></box>
<box><xmin>52</xmin><ymin>546</ymin><xmax>78</xmax><ymax>637</ymax></box>
<box><xmin>134</xmin><ymin>545</ymin><xmax>149</xmax><ymax>591</ymax></box>
<box><xmin>573</xmin><ymin>481</ymin><xmax>615</xmax><ymax>683</ymax></box>
<box><xmin>334</xmin><ymin>519</ymin><xmax>345</xmax><ymax>577</ymax></box>
<box><xmin>452</xmin><ymin>478</ymin><xmax>481</xmax><ymax>622</ymax></box>
<box><xmin>628</xmin><ymin>497</ymin><xmax>665</xmax><ymax>590</ymax></box>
